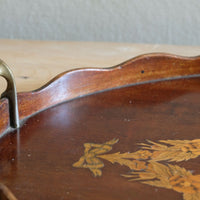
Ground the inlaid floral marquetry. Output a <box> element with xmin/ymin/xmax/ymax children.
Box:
<box><xmin>73</xmin><ymin>138</ymin><xmax>200</xmax><ymax>200</ymax></box>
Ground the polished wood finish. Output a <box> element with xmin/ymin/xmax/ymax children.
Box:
<box><xmin>0</xmin><ymin>54</ymin><xmax>200</xmax><ymax>199</ymax></box>
<box><xmin>1</xmin><ymin>54</ymin><xmax>200</xmax><ymax>135</ymax></box>
<box><xmin>1</xmin><ymin>39</ymin><xmax>199</xmax><ymax>93</ymax></box>
<box><xmin>0</xmin><ymin>77</ymin><xmax>200</xmax><ymax>200</ymax></box>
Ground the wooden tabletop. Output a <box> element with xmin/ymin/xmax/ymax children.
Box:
<box><xmin>0</xmin><ymin>39</ymin><xmax>200</xmax><ymax>92</ymax></box>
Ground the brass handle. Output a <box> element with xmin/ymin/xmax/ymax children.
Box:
<box><xmin>0</xmin><ymin>60</ymin><xmax>19</xmax><ymax>128</ymax></box>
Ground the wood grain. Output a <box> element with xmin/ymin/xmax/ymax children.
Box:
<box><xmin>0</xmin><ymin>39</ymin><xmax>200</xmax><ymax>92</ymax></box>
<box><xmin>0</xmin><ymin>52</ymin><xmax>200</xmax><ymax>199</ymax></box>
<box><xmin>1</xmin><ymin>53</ymin><xmax>200</xmax><ymax>136</ymax></box>
<box><xmin>0</xmin><ymin>76</ymin><xmax>200</xmax><ymax>200</ymax></box>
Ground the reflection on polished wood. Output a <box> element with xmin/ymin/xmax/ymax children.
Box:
<box><xmin>0</xmin><ymin>75</ymin><xmax>199</xmax><ymax>199</ymax></box>
<box><xmin>1</xmin><ymin>54</ymin><xmax>200</xmax><ymax>136</ymax></box>
<box><xmin>1</xmin><ymin>40</ymin><xmax>199</xmax><ymax>93</ymax></box>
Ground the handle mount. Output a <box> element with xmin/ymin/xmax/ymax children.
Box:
<box><xmin>0</xmin><ymin>60</ymin><xmax>19</xmax><ymax>129</ymax></box>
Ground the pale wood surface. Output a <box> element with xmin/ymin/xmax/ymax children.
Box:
<box><xmin>0</xmin><ymin>39</ymin><xmax>200</xmax><ymax>92</ymax></box>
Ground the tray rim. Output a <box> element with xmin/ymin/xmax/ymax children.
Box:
<box><xmin>0</xmin><ymin>53</ymin><xmax>200</xmax><ymax>136</ymax></box>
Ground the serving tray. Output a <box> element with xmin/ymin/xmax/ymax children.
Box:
<box><xmin>0</xmin><ymin>54</ymin><xmax>200</xmax><ymax>200</ymax></box>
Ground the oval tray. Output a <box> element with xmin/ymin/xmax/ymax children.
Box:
<box><xmin>0</xmin><ymin>53</ymin><xmax>200</xmax><ymax>200</ymax></box>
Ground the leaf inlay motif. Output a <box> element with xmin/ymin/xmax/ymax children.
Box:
<box><xmin>73</xmin><ymin>138</ymin><xmax>200</xmax><ymax>200</ymax></box>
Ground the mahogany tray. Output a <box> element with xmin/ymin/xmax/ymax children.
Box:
<box><xmin>0</xmin><ymin>54</ymin><xmax>200</xmax><ymax>200</ymax></box>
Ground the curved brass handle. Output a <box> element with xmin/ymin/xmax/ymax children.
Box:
<box><xmin>0</xmin><ymin>59</ymin><xmax>19</xmax><ymax>128</ymax></box>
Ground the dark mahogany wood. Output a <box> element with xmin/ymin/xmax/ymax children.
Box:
<box><xmin>0</xmin><ymin>77</ymin><xmax>200</xmax><ymax>200</ymax></box>
<box><xmin>0</xmin><ymin>53</ymin><xmax>200</xmax><ymax>199</ymax></box>
<box><xmin>1</xmin><ymin>53</ymin><xmax>200</xmax><ymax>135</ymax></box>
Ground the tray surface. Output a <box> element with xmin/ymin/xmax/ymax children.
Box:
<box><xmin>0</xmin><ymin>76</ymin><xmax>199</xmax><ymax>200</ymax></box>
